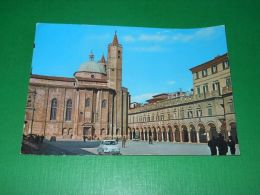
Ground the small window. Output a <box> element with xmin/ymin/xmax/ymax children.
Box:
<box><xmin>188</xmin><ymin>110</ymin><xmax>193</xmax><ymax>118</ymax></box>
<box><xmin>208</xmin><ymin>107</ymin><xmax>212</xmax><ymax>116</ymax></box>
<box><xmin>91</xmin><ymin>74</ymin><xmax>95</xmax><ymax>78</ymax></box>
<box><xmin>202</xmin><ymin>69</ymin><xmax>208</xmax><ymax>77</ymax></box>
<box><xmin>226</xmin><ymin>77</ymin><xmax>232</xmax><ymax>88</ymax></box>
<box><xmin>101</xmin><ymin>100</ymin><xmax>107</xmax><ymax>108</ymax></box>
<box><xmin>229</xmin><ymin>101</ymin><xmax>234</xmax><ymax>112</ymax></box>
<box><xmin>65</xmin><ymin>99</ymin><xmax>72</xmax><ymax>121</ymax></box>
<box><xmin>195</xmin><ymin>72</ymin><xmax>199</xmax><ymax>79</ymax></box>
<box><xmin>212</xmin><ymin>82</ymin><xmax>219</xmax><ymax>91</ymax></box>
<box><xmin>161</xmin><ymin>115</ymin><xmax>164</xmax><ymax>121</ymax></box>
<box><xmin>85</xmin><ymin>98</ymin><xmax>91</xmax><ymax>107</ymax></box>
<box><xmin>118</xmin><ymin>50</ymin><xmax>121</xmax><ymax>59</ymax></box>
<box><xmin>197</xmin><ymin>86</ymin><xmax>201</xmax><ymax>95</ymax></box>
<box><xmin>196</xmin><ymin>110</ymin><xmax>202</xmax><ymax>117</ymax></box>
<box><xmin>223</xmin><ymin>61</ymin><xmax>229</xmax><ymax>70</ymax></box>
<box><xmin>212</xmin><ymin>65</ymin><xmax>217</xmax><ymax>74</ymax></box>
<box><xmin>173</xmin><ymin>112</ymin><xmax>177</xmax><ymax>119</ymax></box>
<box><xmin>180</xmin><ymin>109</ymin><xmax>184</xmax><ymax>119</ymax></box>
<box><xmin>50</xmin><ymin>98</ymin><xmax>57</xmax><ymax>120</ymax></box>
<box><xmin>203</xmin><ymin>84</ymin><xmax>209</xmax><ymax>94</ymax></box>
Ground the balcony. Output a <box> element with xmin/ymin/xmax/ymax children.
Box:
<box><xmin>222</xmin><ymin>86</ymin><xmax>232</xmax><ymax>94</ymax></box>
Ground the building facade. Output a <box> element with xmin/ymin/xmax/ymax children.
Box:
<box><xmin>23</xmin><ymin>33</ymin><xmax>129</xmax><ymax>140</ymax></box>
<box><xmin>128</xmin><ymin>54</ymin><xmax>238</xmax><ymax>144</ymax></box>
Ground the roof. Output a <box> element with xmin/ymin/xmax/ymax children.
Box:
<box><xmin>98</xmin><ymin>54</ymin><xmax>106</xmax><ymax>63</ymax></box>
<box><xmin>31</xmin><ymin>74</ymin><xmax>75</xmax><ymax>82</ymax></box>
<box><xmin>78</xmin><ymin>60</ymin><xmax>106</xmax><ymax>74</ymax></box>
<box><xmin>189</xmin><ymin>53</ymin><xmax>228</xmax><ymax>73</ymax></box>
<box><xmin>152</xmin><ymin>93</ymin><xmax>169</xmax><ymax>98</ymax></box>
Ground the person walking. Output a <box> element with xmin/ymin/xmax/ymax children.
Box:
<box><xmin>208</xmin><ymin>136</ymin><xmax>217</xmax><ymax>155</ymax></box>
<box><xmin>227</xmin><ymin>136</ymin><xmax>236</xmax><ymax>155</ymax></box>
<box><xmin>83</xmin><ymin>135</ymin><xmax>86</xmax><ymax>142</ymax></box>
<box><xmin>149</xmin><ymin>135</ymin><xmax>153</xmax><ymax>144</ymax></box>
<box><xmin>122</xmin><ymin>136</ymin><xmax>126</xmax><ymax>148</ymax></box>
<box><xmin>217</xmin><ymin>133</ymin><xmax>228</xmax><ymax>155</ymax></box>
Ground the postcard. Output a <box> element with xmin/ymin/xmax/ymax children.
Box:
<box><xmin>21</xmin><ymin>23</ymin><xmax>239</xmax><ymax>155</ymax></box>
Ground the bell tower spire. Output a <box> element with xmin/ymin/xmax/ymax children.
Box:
<box><xmin>112</xmin><ymin>31</ymin><xmax>119</xmax><ymax>46</ymax></box>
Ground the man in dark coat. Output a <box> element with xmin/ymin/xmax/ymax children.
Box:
<box><xmin>148</xmin><ymin>135</ymin><xmax>152</xmax><ymax>144</ymax></box>
<box><xmin>217</xmin><ymin>133</ymin><xmax>228</xmax><ymax>155</ymax></box>
<box><xmin>227</xmin><ymin>136</ymin><xmax>236</xmax><ymax>155</ymax></box>
<box><xmin>208</xmin><ymin>136</ymin><xmax>217</xmax><ymax>155</ymax></box>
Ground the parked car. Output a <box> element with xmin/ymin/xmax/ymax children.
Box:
<box><xmin>97</xmin><ymin>140</ymin><xmax>120</xmax><ymax>155</ymax></box>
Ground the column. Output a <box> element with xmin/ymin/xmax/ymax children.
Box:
<box><xmin>188</xmin><ymin>131</ymin><xmax>191</xmax><ymax>143</ymax></box>
<box><xmin>227</xmin><ymin>131</ymin><xmax>231</xmax><ymax>136</ymax></box>
<box><xmin>206</xmin><ymin>132</ymin><xmax>210</xmax><ymax>141</ymax></box>
<box><xmin>180</xmin><ymin>131</ymin><xmax>183</xmax><ymax>142</ymax></box>
<box><xmin>196</xmin><ymin>131</ymin><xmax>200</xmax><ymax>143</ymax></box>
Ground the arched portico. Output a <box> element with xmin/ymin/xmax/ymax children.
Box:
<box><xmin>181</xmin><ymin>125</ymin><xmax>189</xmax><ymax>142</ymax></box>
<box><xmin>162</xmin><ymin>126</ymin><xmax>167</xmax><ymax>142</ymax></box>
<box><xmin>198</xmin><ymin>124</ymin><xmax>207</xmax><ymax>143</ymax></box>
<box><xmin>149</xmin><ymin>127</ymin><xmax>152</xmax><ymax>140</ymax></box>
<box><xmin>168</xmin><ymin>125</ymin><xmax>174</xmax><ymax>142</ymax></box>
<box><xmin>144</xmin><ymin>127</ymin><xmax>148</xmax><ymax>141</ymax></box>
<box><xmin>157</xmin><ymin>127</ymin><xmax>162</xmax><ymax>142</ymax></box>
<box><xmin>135</xmin><ymin>128</ymin><xmax>140</xmax><ymax>139</ymax></box>
<box><xmin>174</xmin><ymin>125</ymin><xmax>181</xmax><ymax>142</ymax></box>
<box><xmin>190</xmin><ymin>124</ymin><xmax>197</xmax><ymax>143</ymax></box>
<box><xmin>152</xmin><ymin>127</ymin><xmax>156</xmax><ymax>141</ymax></box>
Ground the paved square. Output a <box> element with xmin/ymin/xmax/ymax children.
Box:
<box><xmin>34</xmin><ymin>139</ymin><xmax>240</xmax><ymax>155</ymax></box>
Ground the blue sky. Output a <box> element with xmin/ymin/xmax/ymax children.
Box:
<box><xmin>32</xmin><ymin>23</ymin><xmax>228</xmax><ymax>103</ymax></box>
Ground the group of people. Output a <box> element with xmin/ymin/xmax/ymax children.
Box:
<box><xmin>116</xmin><ymin>136</ymin><xmax>127</xmax><ymax>148</ymax></box>
<box><xmin>24</xmin><ymin>134</ymin><xmax>45</xmax><ymax>144</ymax></box>
<box><xmin>208</xmin><ymin>133</ymin><xmax>236</xmax><ymax>155</ymax></box>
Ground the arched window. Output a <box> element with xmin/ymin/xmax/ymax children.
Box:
<box><xmin>101</xmin><ymin>100</ymin><xmax>107</xmax><ymax>108</ymax></box>
<box><xmin>65</xmin><ymin>99</ymin><xmax>72</xmax><ymax>121</ymax></box>
<box><xmin>50</xmin><ymin>98</ymin><xmax>57</xmax><ymax>120</ymax></box>
<box><xmin>85</xmin><ymin>98</ymin><xmax>90</xmax><ymax>107</ymax></box>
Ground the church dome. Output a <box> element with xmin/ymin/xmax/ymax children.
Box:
<box><xmin>78</xmin><ymin>52</ymin><xmax>106</xmax><ymax>74</ymax></box>
<box><xmin>78</xmin><ymin>61</ymin><xmax>106</xmax><ymax>74</ymax></box>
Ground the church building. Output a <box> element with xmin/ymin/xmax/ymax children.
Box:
<box><xmin>23</xmin><ymin>33</ymin><xmax>129</xmax><ymax>140</ymax></box>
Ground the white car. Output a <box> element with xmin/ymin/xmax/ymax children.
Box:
<box><xmin>97</xmin><ymin>140</ymin><xmax>120</xmax><ymax>155</ymax></box>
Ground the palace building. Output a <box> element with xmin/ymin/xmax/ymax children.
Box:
<box><xmin>128</xmin><ymin>54</ymin><xmax>238</xmax><ymax>144</ymax></box>
<box><xmin>23</xmin><ymin>33</ymin><xmax>129</xmax><ymax>140</ymax></box>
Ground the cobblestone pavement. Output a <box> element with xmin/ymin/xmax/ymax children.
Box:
<box><xmin>25</xmin><ymin>139</ymin><xmax>240</xmax><ymax>156</ymax></box>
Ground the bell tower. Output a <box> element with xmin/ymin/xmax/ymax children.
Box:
<box><xmin>107</xmin><ymin>32</ymin><xmax>126</xmax><ymax>137</ymax></box>
<box><xmin>107</xmin><ymin>31</ymin><xmax>122</xmax><ymax>91</ymax></box>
